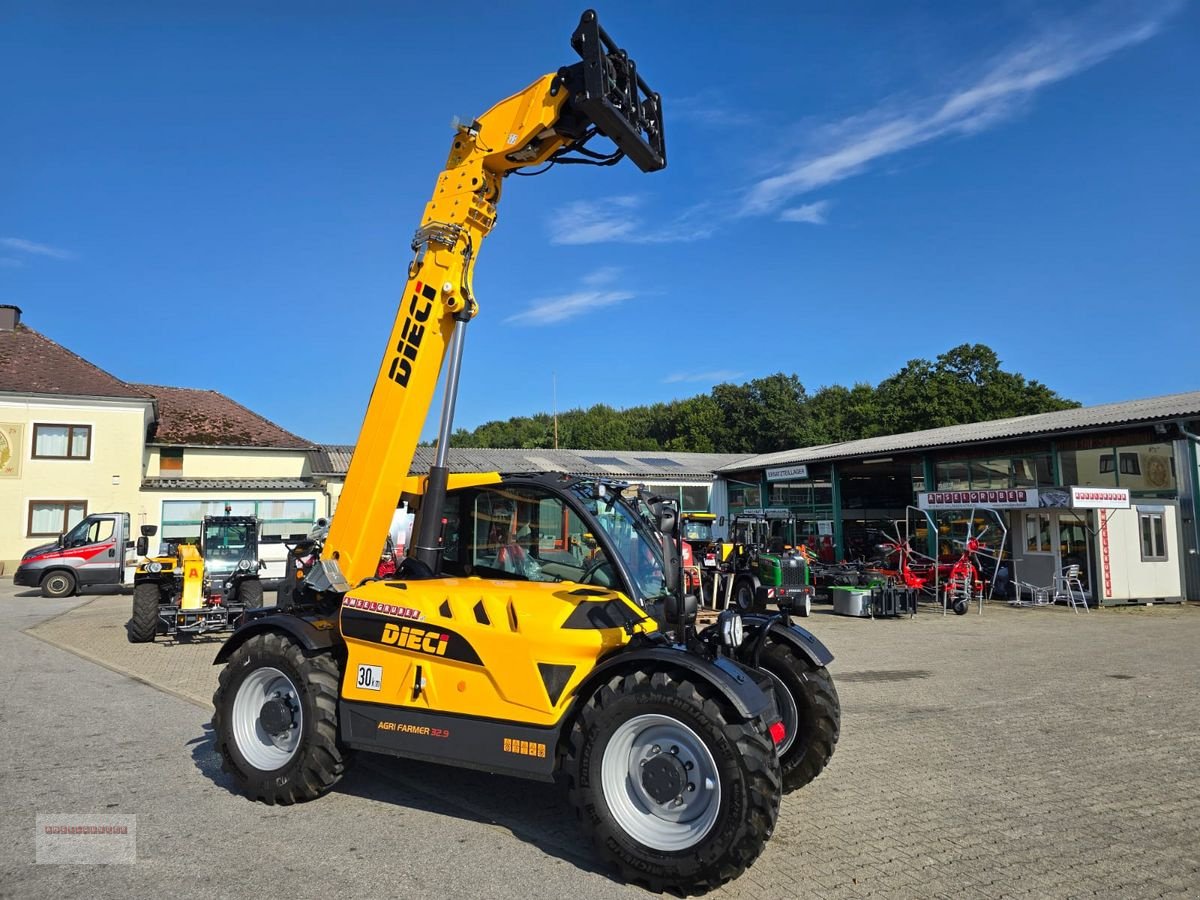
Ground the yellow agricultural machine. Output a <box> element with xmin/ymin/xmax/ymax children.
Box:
<box><xmin>126</xmin><ymin>515</ymin><xmax>264</xmax><ymax>642</ymax></box>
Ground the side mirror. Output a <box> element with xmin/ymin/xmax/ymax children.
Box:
<box><xmin>135</xmin><ymin>536</ymin><xmax>149</xmax><ymax>556</ymax></box>
<box><xmin>663</xmin><ymin>591</ymin><xmax>698</xmax><ymax>624</ymax></box>
<box><xmin>58</xmin><ymin>532</ymin><xmax>66</xmax><ymax>547</ymax></box>
<box><xmin>141</xmin><ymin>525</ymin><xmax>158</xmax><ymax>537</ymax></box>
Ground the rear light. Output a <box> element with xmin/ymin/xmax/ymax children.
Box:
<box><xmin>769</xmin><ymin>721</ymin><xmax>786</xmax><ymax>745</ymax></box>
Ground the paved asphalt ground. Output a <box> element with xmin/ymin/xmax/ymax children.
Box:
<box><xmin>2</xmin><ymin>580</ymin><xmax>1198</xmax><ymax>899</ymax></box>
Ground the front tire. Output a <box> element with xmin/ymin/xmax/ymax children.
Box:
<box><xmin>732</xmin><ymin>576</ymin><xmax>760</xmax><ymax>613</ymax></box>
<box><xmin>564</xmin><ymin>670</ymin><xmax>780</xmax><ymax>894</ymax></box>
<box><xmin>126</xmin><ymin>583</ymin><xmax>160</xmax><ymax>643</ymax></box>
<box><xmin>758</xmin><ymin>641</ymin><xmax>840</xmax><ymax>793</ymax></box>
<box><xmin>41</xmin><ymin>570</ymin><xmax>76</xmax><ymax>599</ymax></box>
<box><xmin>237</xmin><ymin>578</ymin><xmax>264</xmax><ymax>609</ymax></box>
<box><xmin>212</xmin><ymin>632</ymin><xmax>347</xmax><ymax>804</ymax></box>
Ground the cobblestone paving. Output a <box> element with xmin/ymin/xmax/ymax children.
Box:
<box><xmin>22</xmin><ymin>588</ymin><xmax>1200</xmax><ymax>898</ymax></box>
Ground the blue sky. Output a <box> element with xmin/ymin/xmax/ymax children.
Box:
<box><xmin>4</xmin><ymin>1</ymin><xmax>1198</xmax><ymax>445</ymax></box>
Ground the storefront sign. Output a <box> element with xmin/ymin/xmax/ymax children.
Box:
<box><xmin>0</xmin><ymin>422</ymin><xmax>22</xmax><ymax>478</ymax></box>
<box><xmin>918</xmin><ymin>489</ymin><xmax>1039</xmax><ymax>509</ymax></box>
<box><xmin>1069</xmin><ymin>487</ymin><xmax>1130</xmax><ymax>509</ymax></box>
<box><xmin>765</xmin><ymin>464</ymin><xmax>808</xmax><ymax>482</ymax></box>
<box><xmin>740</xmin><ymin>508</ymin><xmax>792</xmax><ymax>519</ymax></box>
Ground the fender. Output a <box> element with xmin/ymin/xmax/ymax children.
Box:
<box><xmin>735</xmin><ymin>613</ymin><xmax>835</xmax><ymax>669</ymax></box>
<box><xmin>567</xmin><ymin>644</ymin><xmax>774</xmax><ymax>724</ymax></box>
<box><xmin>213</xmin><ymin>610</ymin><xmax>342</xmax><ymax>665</ymax></box>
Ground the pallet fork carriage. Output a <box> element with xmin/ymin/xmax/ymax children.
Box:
<box><xmin>210</xmin><ymin>12</ymin><xmax>839</xmax><ymax>894</ymax></box>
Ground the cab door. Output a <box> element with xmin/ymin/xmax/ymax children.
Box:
<box><xmin>70</xmin><ymin>514</ymin><xmax>124</xmax><ymax>585</ymax></box>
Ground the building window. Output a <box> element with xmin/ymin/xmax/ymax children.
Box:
<box><xmin>160</xmin><ymin>448</ymin><xmax>184</xmax><ymax>474</ymax></box>
<box><xmin>1024</xmin><ymin>513</ymin><xmax>1052</xmax><ymax>553</ymax></box>
<box><xmin>32</xmin><ymin>424</ymin><xmax>91</xmax><ymax>459</ymax></box>
<box><xmin>1098</xmin><ymin>454</ymin><xmax>1114</xmax><ymax>474</ymax></box>
<box><xmin>1138</xmin><ymin>510</ymin><xmax>1167</xmax><ymax>561</ymax></box>
<box><xmin>28</xmin><ymin>500</ymin><xmax>88</xmax><ymax>537</ymax></box>
<box><xmin>1118</xmin><ymin>452</ymin><xmax>1141</xmax><ymax>476</ymax></box>
<box><xmin>680</xmin><ymin>485</ymin><xmax>710</xmax><ymax>512</ymax></box>
<box><xmin>161</xmin><ymin>499</ymin><xmax>317</xmax><ymax>541</ymax></box>
<box><xmin>727</xmin><ymin>484</ymin><xmax>761</xmax><ymax>511</ymax></box>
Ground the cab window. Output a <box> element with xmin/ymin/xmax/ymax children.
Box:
<box><xmin>444</xmin><ymin>486</ymin><xmax>616</xmax><ymax>587</ymax></box>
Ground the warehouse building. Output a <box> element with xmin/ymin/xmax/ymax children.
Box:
<box><xmin>715</xmin><ymin>392</ymin><xmax>1200</xmax><ymax>604</ymax></box>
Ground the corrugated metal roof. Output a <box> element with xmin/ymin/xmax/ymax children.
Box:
<box><xmin>142</xmin><ymin>477</ymin><xmax>317</xmax><ymax>491</ymax></box>
<box><xmin>717</xmin><ymin>390</ymin><xmax>1200</xmax><ymax>473</ymax></box>
<box><xmin>309</xmin><ymin>445</ymin><xmax>751</xmax><ymax>479</ymax></box>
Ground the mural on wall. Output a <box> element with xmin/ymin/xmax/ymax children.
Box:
<box><xmin>0</xmin><ymin>423</ymin><xmax>22</xmax><ymax>477</ymax></box>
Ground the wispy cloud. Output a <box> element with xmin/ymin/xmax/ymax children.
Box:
<box><xmin>0</xmin><ymin>257</ymin><xmax>24</xmax><ymax>268</ymax></box>
<box><xmin>741</xmin><ymin>2</ymin><xmax>1180</xmax><ymax>215</ymax></box>
<box><xmin>664</xmin><ymin>370</ymin><xmax>745</xmax><ymax>385</ymax></box>
<box><xmin>671</xmin><ymin>91</ymin><xmax>756</xmax><ymax>129</ymax></box>
<box><xmin>504</xmin><ymin>268</ymin><xmax>634</xmax><ymax>326</ymax></box>
<box><xmin>779</xmin><ymin>201</ymin><xmax>831</xmax><ymax>225</ymax></box>
<box><xmin>0</xmin><ymin>237</ymin><xmax>76</xmax><ymax>260</ymax></box>
<box><xmin>548</xmin><ymin>196</ymin><xmax>715</xmax><ymax>246</ymax></box>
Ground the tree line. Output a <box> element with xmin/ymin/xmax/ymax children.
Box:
<box><xmin>448</xmin><ymin>344</ymin><xmax>1078</xmax><ymax>454</ymax></box>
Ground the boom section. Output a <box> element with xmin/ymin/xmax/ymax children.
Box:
<box><xmin>323</xmin><ymin>76</ymin><xmax>572</xmax><ymax>586</ymax></box>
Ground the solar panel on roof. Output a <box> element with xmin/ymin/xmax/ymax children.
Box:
<box><xmin>635</xmin><ymin>457</ymin><xmax>684</xmax><ymax>468</ymax></box>
<box><xmin>580</xmin><ymin>455</ymin><xmax>624</xmax><ymax>466</ymax></box>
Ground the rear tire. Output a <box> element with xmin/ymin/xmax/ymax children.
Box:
<box><xmin>126</xmin><ymin>583</ymin><xmax>160</xmax><ymax>643</ymax></box>
<box><xmin>758</xmin><ymin>641</ymin><xmax>840</xmax><ymax>792</ymax></box>
<box><xmin>564</xmin><ymin>669</ymin><xmax>780</xmax><ymax>894</ymax></box>
<box><xmin>238</xmin><ymin>578</ymin><xmax>264</xmax><ymax>609</ymax></box>
<box><xmin>41</xmin><ymin>570</ymin><xmax>76</xmax><ymax>599</ymax></box>
<box><xmin>212</xmin><ymin>632</ymin><xmax>347</xmax><ymax>804</ymax></box>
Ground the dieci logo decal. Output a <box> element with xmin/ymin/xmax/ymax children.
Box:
<box><xmin>382</xmin><ymin>623</ymin><xmax>448</xmax><ymax>656</ymax></box>
<box><xmin>388</xmin><ymin>282</ymin><xmax>437</xmax><ymax>388</ymax></box>
<box><xmin>341</xmin><ymin>609</ymin><xmax>483</xmax><ymax>665</ymax></box>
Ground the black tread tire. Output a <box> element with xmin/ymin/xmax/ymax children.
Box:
<box><xmin>563</xmin><ymin>669</ymin><xmax>781</xmax><ymax>895</ymax></box>
<box><xmin>238</xmin><ymin>578</ymin><xmax>264</xmax><ymax>609</ymax></box>
<box><xmin>126</xmin><ymin>583</ymin><xmax>160</xmax><ymax>643</ymax></box>
<box><xmin>758</xmin><ymin>641</ymin><xmax>840</xmax><ymax>793</ymax></box>
<box><xmin>41</xmin><ymin>569</ymin><xmax>77</xmax><ymax>599</ymax></box>
<box><xmin>952</xmin><ymin>598</ymin><xmax>969</xmax><ymax>616</ymax></box>
<box><xmin>732</xmin><ymin>575</ymin><xmax>760</xmax><ymax>613</ymax></box>
<box><xmin>211</xmin><ymin>632</ymin><xmax>347</xmax><ymax>804</ymax></box>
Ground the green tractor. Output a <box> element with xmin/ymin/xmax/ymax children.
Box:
<box><xmin>724</xmin><ymin>515</ymin><xmax>813</xmax><ymax>616</ymax></box>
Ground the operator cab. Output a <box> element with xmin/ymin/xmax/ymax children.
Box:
<box><xmin>429</xmin><ymin>474</ymin><xmax>672</xmax><ymax>609</ymax></box>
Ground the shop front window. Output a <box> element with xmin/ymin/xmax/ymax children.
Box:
<box><xmin>727</xmin><ymin>484</ymin><xmax>761</xmax><ymax>511</ymax></box>
<box><xmin>1060</xmin><ymin>443</ymin><xmax>1175</xmax><ymax>493</ymax></box>
<box><xmin>1058</xmin><ymin>449</ymin><xmax>1119</xmax><ymax>489</ymax></box>
<box><xmin>1025</xmin><ymin>513</ymin><xmax>1052</xmax><ymax>553</ymax></box>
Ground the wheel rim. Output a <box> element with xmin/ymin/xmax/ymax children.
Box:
<box><xmin>46</xmin><ymin>575</ymin><xmax>69</xmax><ymax>594</ymax></box>
<box><xmin>762</xmin><ymin>668</ymin><xmax>799</xmax><ymax>756</ymax></box>
<box><xmin>231</xmin><ymin>666</ymin><xmax>303</xmax><ymax>771</ymax></box>
<box><xmin>600</xmin><ymin>714</ymin><xmax>721</xmax><ymax>851</ymax></box>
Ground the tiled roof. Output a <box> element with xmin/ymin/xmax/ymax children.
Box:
<box><xmin>136</xmin><ymin>384</ymin><xmax>313</xmax><ymax>449</ymax></box>
<box><xmin>718</xmin><ymin>390</ymin><xmax>1200</xmax><ymax>473</ymax></box>
<box><xmin>142</xmin><ymin>477</ymin><xmax>316</xmax><ymax>491</ymax></box>
<box><xmin>0</xmin><ymin>323</ymin><xmax>151</xmax><ymax>400</ymax></box>
<box><xmin>310</xmin><ymin>445</ymin><xmax>750</xmax><ymax>479</ymax></box>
